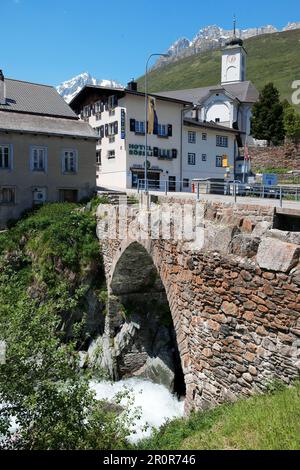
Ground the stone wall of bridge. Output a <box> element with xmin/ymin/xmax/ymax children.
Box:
<box><xmin>96</xmin><ymin>198</ymin><xmax>300</xmax><ymax>412</ymax></box>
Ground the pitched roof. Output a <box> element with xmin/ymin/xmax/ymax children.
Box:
<box><xmin>0</xmin><ymin>111</ymin><xmax>98</xmax><ymax>139</ymax></box>
<box><xmin>69</xmin><ymin>84</ymin><xmax>193</xmax><ymax>110</ymax></box>
<box><xmin>0</xmin><ymin>78</ymin><xmax>77</xmax><ymax>119</ymax></box>
<box><xmin>156</xmin><ymin>81</ymin><xmax>259</xmax><ymax>104</ymax></box>
<box><xmin>184</xmin><ymin>118</ymin><xmax>243</xmax><ymax>134</ymax></box>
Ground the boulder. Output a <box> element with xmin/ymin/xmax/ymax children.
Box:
<box><xmin>133</xmin><ymin>356</ymin><xmax>175</xmax><ymax>391</ymax></box>
<box><xmin>230</xmin><ymin>234</ymin><xmax>260</xmax><ymax>258</ymax></box>
<box><xmin>252</xmin><ymin>221</ymin><xmax>272</xmax><ymax>238</ymax></box>
<box><xmin>204</xmin><ymin>223</ymin><xmax>240</xmax><ymax>254</ymax></box>
<box><xmin>257</xmin><ymin>238</ymin><xmax>300</xmax><ymax>273</ymax></box>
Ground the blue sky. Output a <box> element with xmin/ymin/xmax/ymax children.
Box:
<box><xmin>1</xmin><ymin>0</ymin><xmax>299</xmax><ymax>86</ymax></box>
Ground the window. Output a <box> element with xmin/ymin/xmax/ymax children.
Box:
<box><xmin>135</xmin><ymin>121</ymin><xmax>145</xmax><ymax>134</ymax></box>
<box><xmin>158</xmin><ymin>124</ymin><xmax>168</xmax><ymax>137</ymax></box>
<box><xmin>30</xmin><ymin>147</ymin><xmax>47</xmax><ymax>172</ymax></box>
<box><xmin>188</xmin><ymin>153</ymin><xmax>196</xmax><ymax>165</ymax></box>
<box><xmin>202</xmin><ymin>133</ymin><xmax>207</xmax><ymax>141</ymax></box>
<box><xmin>62</xmin><ymin>149</ymin><xmax>77</xmax><ymax>173</ymax></box>
<box><xmin>83</xmin><ymin>105</ymin><xmax>91</xmax><ymax>118</ymax></box>
<box><xmin>202</xmin><ymin>154</ymin><xmax>207</xmax><ymax>162</ymax></box>
<box><xmin>183</xmin><ymin>178</ymin><xmax>190</xmax><ymax>188</ymax></box>
<box><xmin>108</xmin><ymin>95</ymin><xmax>118</xmax><ymax>110</ymax></box>
<box><xmin>0</xmin><ymin>144</ymin><xmax>11</xmax><ymax>169</ymax></box>
<box><xmin>95</xmin><ymin>101</ymin><xmax>101</xmax><ymax>113</ymax></box>
<box><xmin>216</xmin><ymin>135</ymin><xmax>228</xmax><ymax>147</ymax></box>
<box><xmin>0</xmin><ymin>187</ymin><xmax>15</xmax><ymax>204</ymax></box>
<box><xmin>59</xmin><ymin>189</ymin><xmax>78</xmax><ymax>203</ymax></box>
<box><xmin>188</xmin><ymin>131</ymin><xmax>196</xmax><ymax>143</ymax></box>
<box><xmin>216</xmin><ymin>156</ymin><xmax>223</xmax><ymax>167</ymax></box>
<box><xmin>107</xmin><ymin>150</ymin><xmax>115</xmax><ymax>159</ymax></box>
<box><xmin>215</xmin><ymin>118</ymin><xmax>220</xmax><ymax>123</ymax></box>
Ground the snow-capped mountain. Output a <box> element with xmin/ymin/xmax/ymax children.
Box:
<box><xmin>56</xmin><ymin>72</ymin><xmax>123</xmax><ymax>103</ymax></box>
<box><xmin>283</xmin><ymin>21</ymin><xmax>300</xmax><ymax>31</ymax></box>
<box><xmin>166</xmin><ymin>37</ymin><xmax>191</xmax><ymax>57</ymax></box>
<box><xmin>154</xmin><ymin>22</ymin><xmax>300</xmax><ymax>69</ymax></box>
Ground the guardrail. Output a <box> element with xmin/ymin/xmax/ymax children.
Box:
<box><xmin>136</xmin><ymin>179</ymin><xmax>300</xmax><ymax>207</ymax></box>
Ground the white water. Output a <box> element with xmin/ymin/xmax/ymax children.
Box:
<box><xmin>90</xmin><ymin>378</ymin><xmax>185</xmax><ymax>443</ymax></box>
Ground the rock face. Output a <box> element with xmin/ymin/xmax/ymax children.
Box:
<box><xmin>257</xmin><ymin>238</ymin><xmax>300</xmax><ymax>272</ymax></box>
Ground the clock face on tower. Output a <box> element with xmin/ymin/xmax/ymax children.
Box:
<box><xmin>227</xmin><ymin>55</ymin><xmax>237</xmax><ymax>63</ymax></box>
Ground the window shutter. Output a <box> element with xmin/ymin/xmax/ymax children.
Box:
<box><xmin>105</xmin><ymin>124</ymin><xmax>109</xmax><ymax>137</ymax></box>
<box><xmin>100</xmin><ymin>126</ymin><xmax>104</xmax><ymax>138</ymax></box>
<box><xmin>114</xmin><ymin>121</ymin><xmax>118</xmax><ymax>135</ymax></box>
<box><xmin>130</xmin><ymin>119</ymin><xmax>136</xmax><ymax>132</ymax></box>
<box><xmin>105</xmin><ymin>101</ymin><xmax>109</xmax><ymax>111</ymax></box>
<box><xmin>100</xmin><ymin>102</ymin><xmax>104</xmax><ymax>113</ymax></box>
<box><xmin>172</xmin><ymin>149</ymin><xmax>177</xmax><ymax>159</ymax></box>
<box><xmin>168</xmin><ymin>124</ymin><xmax>173</xmax><ymax>137</ymax></box>
<box><xmin>113</xmin><ymin>95</ymin><xmax>118</xmax><ymax>107</ymax></box>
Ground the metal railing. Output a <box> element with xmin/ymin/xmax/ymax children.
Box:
<box><xmin>136</xmin><ymin>178</ymin><xmax>300</xmax><ymax>207</ymax></box>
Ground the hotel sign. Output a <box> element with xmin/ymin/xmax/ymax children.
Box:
<box><xmin>129</xmin><ymin>144</ymin><xmax>153</xmax><ymax>156</ymax></box>
<box><xmin>121</xmin><ymin>109</ymin><xmax>126</xmax><ymax>139</ymax></box>
<box><xmin>129</xmin><ymin>144</ymin><xmax>177</xmax><ymax>159</ymax></box>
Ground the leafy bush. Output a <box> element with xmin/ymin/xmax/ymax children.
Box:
<box><xmin>0</xmin><ymin>203</ymin><xmax>133</xmax><ymax>450</ymax></box>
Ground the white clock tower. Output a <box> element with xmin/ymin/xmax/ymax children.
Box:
<box><xmin>221</xmin><ymin>35</ymin><xmax>247</xmax><ymax>85</ymax></box>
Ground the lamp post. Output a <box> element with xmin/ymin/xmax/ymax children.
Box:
<box><xmin>144</xmin><ymin>53</ymin><xmax>168</xmax><ymax>193</ymax></box>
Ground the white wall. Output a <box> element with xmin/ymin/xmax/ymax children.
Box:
<box><xmin>221</xmin><ymin>46</ymin><xmax>246</xmax><ymax>84</ymax></box>
<box><xmin>182</xmin><ymin>126</ymin><xmax>236</xmax><ymax>186</ymax></box>
<box><xmin>124</xmin><ymin>95</ymin><xmax>183</xmax><ymax>189</ymax></box>
<box><xmin>88</xmin><ymin>97</ymin><xmax>127</xmax><ymax>189</ymax></box>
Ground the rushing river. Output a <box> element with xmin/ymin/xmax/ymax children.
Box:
<box><xmin>90</xmin><ymin>378</ymin><xmax>185</xmax><ymax>443</ymax></box>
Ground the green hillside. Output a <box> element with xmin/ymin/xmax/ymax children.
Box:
<box><xmin>137</xmin><ymin>29</ymin><xmax>300</xmax><ymax>110</ymax></box>
<box><xmin>137</xmin><ymin>382</ymin><xmax>300</xmax><ymax>450</ymax></box>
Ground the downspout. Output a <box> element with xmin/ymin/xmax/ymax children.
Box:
<box><xmin>180</xmin><ymin>104</ymin><xmax>196</xmax><ymax>192</ymax></box>
<box><xmin>180</xmin><ymin>107</ymin><xmax>184</xmax><ymax>191</ymax></box>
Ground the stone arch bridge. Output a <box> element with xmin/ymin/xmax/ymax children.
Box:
<box><xmin>95</xmin><ymin>196</ymin><xmax>300</xmax><ymax>412</ymax></box>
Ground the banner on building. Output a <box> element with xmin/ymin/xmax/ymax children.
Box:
<box><xmin>148</xmin><ymin>96</ymin><xmax>158</xmax><ymax>135</ymax></box>
<box><xmin>121</xmin><ymin>109</ymin><xmax>126</xmax><ymax>139</ymax></box>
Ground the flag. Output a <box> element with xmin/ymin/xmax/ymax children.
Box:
<box><xmin>148</xmin><ymin>96</ymin><xmax>158</xmax><ymax>134</ymax></box>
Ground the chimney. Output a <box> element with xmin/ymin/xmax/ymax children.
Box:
<box><xmin>127</xmin><ymin>79</ymin><xmax>138</xmax><ymax>92</ymax></box>
<box><xmin>0</xmin><ymin>70</ymin><xmax>6</xmax><ymax>105</ymax></box>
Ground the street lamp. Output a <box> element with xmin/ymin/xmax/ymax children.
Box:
<box><xmin>144</xmin><ymin>53</ymin><xmax>168</xmax><ymax>193</ymax></box>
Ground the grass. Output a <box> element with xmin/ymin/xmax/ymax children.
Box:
<box><xmin>137</xmin><ymin>29</ymin><xmax>300</xmax><ymax>112</ymax></box>
<box><xmin>136</xmin><ymin>382</ymin><xmax>300</xmax><ymax>450</ymax></box>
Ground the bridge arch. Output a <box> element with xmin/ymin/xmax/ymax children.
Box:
<box><xmin>107</xmin><ymin>239</ymin><xmax>187</xmax><ymax>398</ymax></box>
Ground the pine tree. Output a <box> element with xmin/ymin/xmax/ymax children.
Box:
<box><xmin>251</xmin><ymin>83</ymin><xmax>285</xmax><ymax>146</ymax></box>
<box><xmin>282</xmin><ymin>100</ymin><xmax>300</xmax><ymax>143</ymax></box>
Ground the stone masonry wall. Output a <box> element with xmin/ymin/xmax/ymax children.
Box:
<box><xmin>249</xmin><ymin>142</ymin><xmax>300</xmax><ymax>171</ymax></box>
<box><xmin>97</xmin><ymin>199</ymin><xmax>300</xmax><ymax>412</ymax></box>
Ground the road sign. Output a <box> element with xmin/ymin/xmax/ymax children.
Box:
<box><xmin>262</xmin><ymin>174</ymin><xmax>278</xmax><ymax>186</ymax></box>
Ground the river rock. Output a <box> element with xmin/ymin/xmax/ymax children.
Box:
<box><xmin>133</xmin><ymin>356</ymin><xmax>175</xmax><ymax>391</ymax></box>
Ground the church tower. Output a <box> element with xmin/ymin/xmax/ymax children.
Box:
<box><xmin>221</xmin><ymin>18</ymin><xmax>247</xmax><ymax>85</ymax></box>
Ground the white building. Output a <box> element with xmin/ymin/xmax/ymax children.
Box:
<box><xmin>70</xmin><ymin>36</ymin><xmax>257</xmax><ymax>191</ymax></box>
